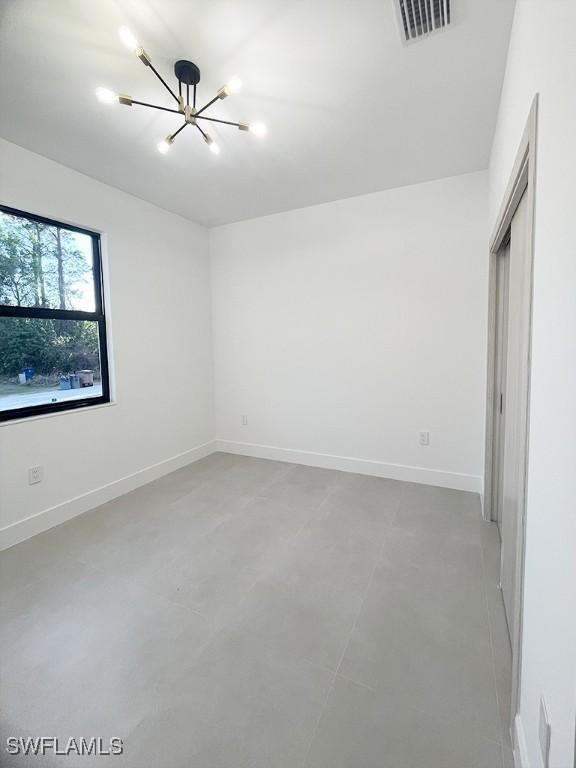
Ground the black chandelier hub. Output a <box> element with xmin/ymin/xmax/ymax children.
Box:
<box><xmin>174</xmin><ymin>60</ymin><xmax>200</xmax><ymax>86</ymax></box>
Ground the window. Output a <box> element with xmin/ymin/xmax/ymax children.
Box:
<box><xmin>0</xmin><ymin>205</ymin><xmax>110</xmax><ymax>421</ymax></box>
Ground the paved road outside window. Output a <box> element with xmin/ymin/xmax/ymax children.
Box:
<box><xmin>0</xmin><ymin>383</ymin><xmax>103</xmax><ymax>411</ymax></box>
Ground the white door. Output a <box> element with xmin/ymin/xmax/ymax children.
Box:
<box><xmin>500</xmin><ymin>190</ymin><xmax>530</xmax><ymax>641</ymax></box>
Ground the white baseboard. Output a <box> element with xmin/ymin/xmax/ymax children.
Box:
<box><xmin>216</xmin><ymin>440</ymin><xmax>482</xmax><ymax>493</ymax></box>
<box><xmin>1</xmin><ymin>439</ymin><xmax>481</xmax><ymax>551</ymax></box>
<box><xmin>514</xmin><ymin>714</ymin><xmax>530</xmax><ymax>768</ymax></box>
<box><xmin>0</xmin><ymin>440</ymin><xmax>217</xmax><ymax>551</ymax></box>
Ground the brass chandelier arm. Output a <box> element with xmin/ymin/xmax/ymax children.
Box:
<box><xmin>170</xmin><ymin>122</ymin><xmax>189</xmax><ymax>141</ymax></box>
<box><xmin>195</xmin><ymin>95</ymin><xmax>221</xmax><ymax>117</ymax></box>
<box><xmin>195</xmin><ymin>114</ymin><xmax>243</xmax><ymax>128</ymax></box>
<box><xmin>195</xmin><ymin>122</ymin><xmax>209</xmax><ymax>141</ymax></box>
<box><xmin>132</xmin><ymin>100</ymin><xmax>182</xmax><ymax>115</ymax></box>
<box><xmin>130</xmin><ymin>100</ymin><xmax>246</xmax><ymax>136</ymax></box>
<box><xmin>131</xmin><ymin>99</ymin><xmax>244</xmax><ymax>131</ymax></box>
<box><xmin>147</xmin><ymin>61</ymin><xmax>180</xmax><ymax>105</ymax></box>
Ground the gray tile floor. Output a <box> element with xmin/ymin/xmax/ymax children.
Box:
<box><xmin>0</xmin><ymin>453</ymin><xmax>513</xmax><ymax>767</ymax></box>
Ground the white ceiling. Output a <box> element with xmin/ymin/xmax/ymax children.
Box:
<box><xmin>0</xmin><ymin>0</ymin><xmax>515</xmax><ymax>227</ymax></box>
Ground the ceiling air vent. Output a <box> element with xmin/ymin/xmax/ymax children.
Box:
<box><xmin>396</xmin><ymin>0</ymin><xmax>451</xmax><ymax>43</ymax></box>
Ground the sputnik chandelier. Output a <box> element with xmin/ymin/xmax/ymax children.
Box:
<box><xmin>96</xmin><ymin>27</ymin><xmax>267</xmax><ymax>156</ymax></box>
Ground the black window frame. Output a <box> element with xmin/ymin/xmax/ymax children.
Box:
<box><xmin>0</xmin><ymin>204</ymin><xmax>111</xmax><ymax>422</ymax></box>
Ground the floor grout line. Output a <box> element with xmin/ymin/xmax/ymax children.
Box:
<box><xmin>300</xmin><ymin>491</ymin><xmax>402</xmax><ymax>768</ymax></box>
<box><xmin>334</xmin><ymin>671</ymin><xmax>377</xmax><ymax>693</ymax></box>
<box><xmin>191</xmin><ymin>470</ymin><xmax>350</xmax><ymax>642</ymax></box>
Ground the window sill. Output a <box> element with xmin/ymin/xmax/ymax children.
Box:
<box><xmin>0</xmin><ymin>399</ymin><xmax>117</xmax><ymax>427</ymax></box>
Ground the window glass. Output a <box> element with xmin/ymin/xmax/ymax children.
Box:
<box><xmin>0</xmin><ymin>209</ymin><xmax>96</xmax><ymax>312</ymax></box>
<box><xmin>0</xmin><ymin>317</ymin><xmax>103</xmax><ymax>413</ymax></box>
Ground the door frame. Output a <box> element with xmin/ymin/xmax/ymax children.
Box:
<box><xmin>491</xmin><ymin>243</ymin><xmax>510</xmax><ymax>532</ymax></box>
<box><xmin>482</xmin><ymin>95</ymin><xmax>538</xmax><ymax>736</ymax></box>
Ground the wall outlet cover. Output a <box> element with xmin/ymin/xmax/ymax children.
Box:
<box><xmin>28</xmin><ymin>466</ymin><xmax>43</xmax><ymax>485</ymax></box>
<box><xmin>418</xmin><ymin>431</ymin><xmax>430</xmax><ymax>446</ymax></box>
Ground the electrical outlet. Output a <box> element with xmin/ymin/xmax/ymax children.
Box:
<box><xmin>241</xmin><ymin>414</ymin><xmax>248</xmax><ymax>426</ymax></box>
<box><xmin>418</xmin><ymin>431</ymin><xmax>430</xmax><ymax>447</ymax></box>
<box><xmin>28</xmin><ymin>465</ymin><xmax>43</xmax><ymax>485</ymax></box>
<box><xmin>539</xmin><ymin>697</ymin><xmax>551</xmax><ymax>768</ymax></box>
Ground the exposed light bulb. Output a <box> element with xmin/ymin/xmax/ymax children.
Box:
<box><xmin>96</xmin><ymin>87</ymin><xmax>118</xmax><ymax>104</ymax></box>
<box><xmin>118</xmin><ymin>26</ymin><xmax>139</xmax><ymax>52</ymax></box>
<box><xmin>203</xmin><ymin>135</ymin><xmax>220</xmax><ymax>155</ymax></box>
<box><xmin>226</xmin><ymin>76</ymin><xmax>242</xmax><ymax>94</ymax></box>
<box><xmin>157</xmin><ymin>136</ymin><xmax>173</xmax><ymax>154</ymax></box>
<box><xmin>218</xmin><ymin>76</ymin><xmax>243</xmax><ymax>99</ymax></box>
<box><xmin>249</xmin><ymin>121</ymin><xmax>267</xmax><ymax>137</ymax></box>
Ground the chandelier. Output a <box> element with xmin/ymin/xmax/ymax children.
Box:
<box><xmin>96</xmin><ymin>27</ymin><xmax>267</xmax><ymax>156</ymax></box>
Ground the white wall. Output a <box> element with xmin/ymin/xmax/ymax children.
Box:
<box><xmin>489</xmin><ymin>2</ymin><xmax>576</xmax><ymax>766</ymax></box>
<box><xmin>0</xmin><ymin>139</ymin><xmax>214</xmax><ymax>548</ymax></box>
<box><xmin>210</xmin><ymin>172</ymin><xmax>488</xmax><ymax>492</ymax></box>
